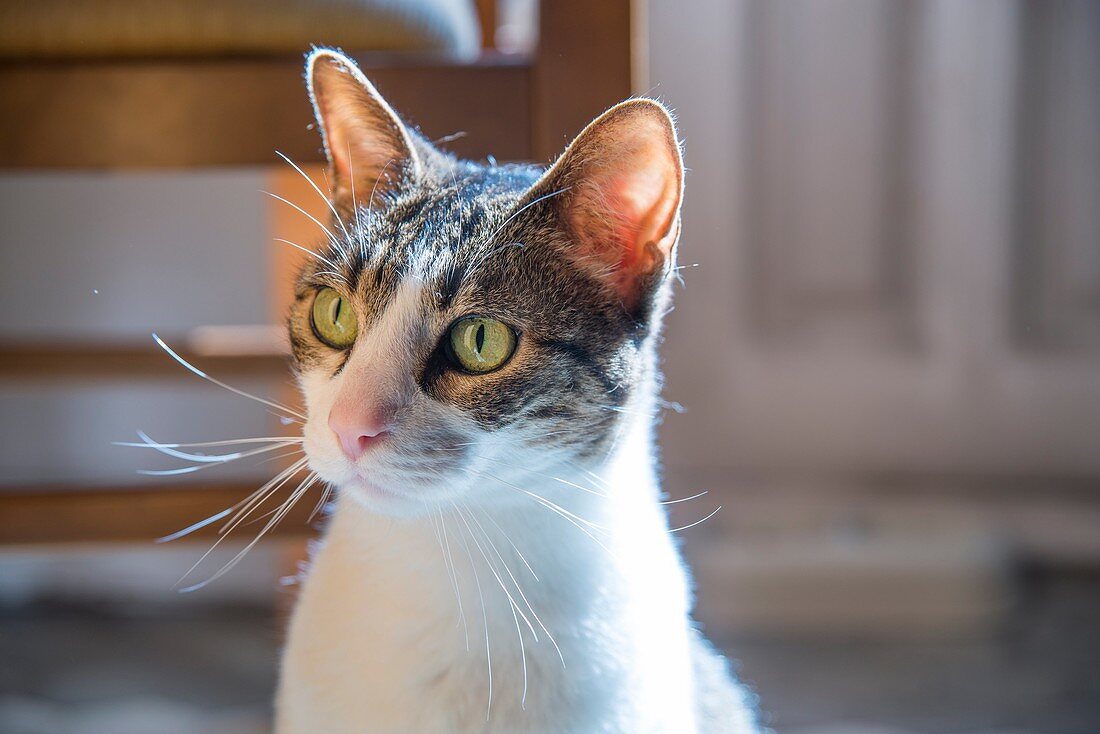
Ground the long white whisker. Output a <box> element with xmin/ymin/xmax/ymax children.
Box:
<box><xmin>475</xmin><ymin>455</ymin><xmax>608</xmax><ymax>498</ymax></box>
<box><xmin>118</xmin><ymin>436</ymin><xmax>303</xmax><ymax>449</ymax></box>
<box><xmin>252</xmin><ymin>447</ymin><xmax>307</xmax><ymax>468</ymax></box>
<box><xmin>218</xmin><ymin>458</ymin><xmax>309</xmax><ymax>533</ymax></box>
<box><xmin>308</xmin><ymin>482</ymin><xmax>334</xmax><ymax>523</ymax></box>
<box><xmin>456</xmin><ymin>505</ymin><xmax>536</xmax><ymax>707</ymax></box>
<box><xmin>480</xmin><ymin>511</ymin><xmax>539</xmax><ymax>582</ymax></box>
<box><xmin>367</xmin><ymin>158</ymin><xmax>396</xmax><ymax>218</ymax></box>
<box><xmin>660</xmin><ymin>490</ymin><xmax>708</xmax><ymax>506</ymax></box>
<box><xmin>273</xmin><ymin>238</ymin><xmax>345</xmax><ymax>275</ymax></box>
<box><xmin>456</xmin><ymin>504</ymin><xmax>538</xmax><ymax>641</ymax></box>
<box><xmin>438</xmin><ymin>507</ymin><xmax>470</xmax><ymax>651</ymax></box>
<box><xmin>151</xmin><ymin>334</ymin><xmax>306</xmax><ymax>420</ymax></box>
<box><xmin>346</xmin><ymin>141</ymin><xmax>368</xmax><ymax>255</ymax></box>
<box><xmin>464</xmin><ymin>504</ymin><xmax>564</xmax><ymax>669</ymax></box>
<box><xmin>427</xmin><ymin>506</ymin><xmax>469</xmax><ymax>651</ymax></box>
<box><xmin>153</xmin><ymin>452</ymin><xmax>305</xmax><ymax>544</ymax></box>
<box><xmin>170</xmin><ymin>458</ymin><xmax>309</xmax><ymax>587</ymax></box>
<box><xmin>134</xmin><ymin>443</ymin><xmax>301</xmax><ymax>476</ymax></box>
<box><xmin>451</xmin><ymin>502</ymin><xmax>492</xmax><ymax>721</ymax></box>
<box><xmin>180</xmin><ymin>472</ymin><xmax>319</xmax><ymax>592</ymax></box>
<box><xmin>275</xmin><ymin>151</ymin><xmax>351</xmax><ymax>242</ymax></box>
<box><xmin>474</xmin><ymin>469</ymin><xmax>609</xmax><ymax>533</ymax></box>
<box><xmin>668</xmin><ymin>506</ymin><xmax>721</xmax><ymax>533</ymax></box>
<box><xmin>472</xmin><ymin>469</ymin><xmax>618</xmax><ymax>560</ymax></box>
<box><xmin>126</xmin><ymin>430</ymin><xmax>299</xmax><ymax>463</ymax></box>
<box><xmin>485</xmin><ymin>188</ymin><xmax>569</xmax><ymax>248</ymax></box>
<box><xmin>156</xmin><ymin>508</ymin><xmax>233</xmax><ymax>543</ymax></box>
<box><xmin>138</xmin><ymin>465</ymin><xmax>208</xmax><ymax>476</ymax></box>
<box><xmin>262</xmin><ymin>190</ymin><xmax>339</xmax><ymax>244</ymax></box>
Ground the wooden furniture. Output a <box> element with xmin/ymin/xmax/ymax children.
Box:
<box><xmin>0</xmin><ymin>0</ymin><xmax>638</xmax><ymax>546</ymax></box>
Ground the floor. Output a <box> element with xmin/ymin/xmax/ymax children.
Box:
<box><xmin>726</xmin><ymin>569</ymin><xmax>1100</xmax><ymax>734</ymax></box>
<box><xmin>1</xmin><ymin>569</ymin><xmax>1098</xmax><ymax>734</ymax></box>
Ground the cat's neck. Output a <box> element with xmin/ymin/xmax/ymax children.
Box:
<box><xmin>281</xmin><ymin>410</ymin><xmax>692</xmax><ymax>730</ymax></box>
<box><xmin>316</xmin><ymin>407</ymin><xmax>667</xmax><ymax>621</ymax></box>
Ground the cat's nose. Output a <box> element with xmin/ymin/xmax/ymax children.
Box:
<box><xmin>328</xmin><ymin>400</ymin><xmax>397</xmax><ymax>460</ymax></box>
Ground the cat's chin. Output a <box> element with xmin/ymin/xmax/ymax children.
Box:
<box><xmin>339</xmin><ymin>477</ymin><xmax>425</xmax><ymax>518</ymax></box>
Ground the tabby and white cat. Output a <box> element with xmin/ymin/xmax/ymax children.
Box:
<box><xmin>274</xmin><ymin>49</ymin><xmax>758</xmax><ymax>733</ymax></box>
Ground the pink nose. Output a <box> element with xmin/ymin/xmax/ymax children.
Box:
<box><xmin>328</xmin><ymin>400</ymin><xmax>397</xmax><ymax>460</ymax></box>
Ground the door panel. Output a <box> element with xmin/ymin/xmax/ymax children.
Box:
<box><xmin>656</xmin><ymin>0</ymin><xmax>1100</xmax><ymax>477</ymax></box>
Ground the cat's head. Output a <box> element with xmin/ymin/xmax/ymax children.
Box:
<box><xmin>292</xmin><ymin>50</ymin><xmax>683</xmax><ymax>517</ymax></box>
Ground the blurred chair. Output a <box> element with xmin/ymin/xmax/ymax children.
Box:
<box><xmin>0</xmin><ymin>0</ymin><xmax>638</xmax><ymax>545</ymax></box>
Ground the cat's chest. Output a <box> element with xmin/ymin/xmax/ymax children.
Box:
<box><xmin>277</xmin><ymin>516</ymin><xmax>596</xmax><ymax>731</ymax></box>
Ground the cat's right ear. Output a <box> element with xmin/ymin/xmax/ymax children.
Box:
<box><xmin>306</xmin><ymin>49</ymin><xmax>423</xmax><ymax>218</ymax></box>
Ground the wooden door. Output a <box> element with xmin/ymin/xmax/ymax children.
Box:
<box><xmin>648</xmin><ymin>1</ymin><xmax>1100</xmax><ymax>588</ymax></box>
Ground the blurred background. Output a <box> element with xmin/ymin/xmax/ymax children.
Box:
<box><xmin>1</xmin><ymin>1</ymin><xmax>1098</xmax><ymax>733</ymax></box>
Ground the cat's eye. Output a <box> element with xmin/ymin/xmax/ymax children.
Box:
<box><xmin>311</xmin><ymin>287</ymin><xmax>358</xmax><ymax>349</ymax></box>
<box><xmin>446</xmin><ymin>316</ymin><xmax>516</xmax><ymax>374</ymax></box>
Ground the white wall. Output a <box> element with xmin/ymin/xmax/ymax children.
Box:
<box><xmin>0</xmin><ymin>171</ymin><xmax>279</xmax><ymax>484</ymax></box>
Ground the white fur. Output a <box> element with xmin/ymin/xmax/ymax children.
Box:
<box><xmin>277</xmin><ymin>283</ymin><xmax>707</xmax><ymax>733</ymax></box>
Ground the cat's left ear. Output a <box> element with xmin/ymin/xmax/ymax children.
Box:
<box><xmin>531</xmin><ymin>99</ymin><xmax>684</xmax><ymax>313</ymax></box>
<box><xmin>306</xmin><ymin>49</ymin><xmax>423</xmax><ymax>218</ymax></box>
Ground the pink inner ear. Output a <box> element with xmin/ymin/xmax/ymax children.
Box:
<box><xmin>567</xmin><ymin>139</ymin><xmax>681</xmax><ymax>296</ymax></box>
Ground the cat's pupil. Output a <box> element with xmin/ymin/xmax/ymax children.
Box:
<box><xmin>330</xmin><ymin>297</ymin><xmax>342</xmax><ymax>324</ymax></box>
<box><xmin>475</xmin><ymin>323</ymin><xmax>486</xmax><ymax>353</ymax></box>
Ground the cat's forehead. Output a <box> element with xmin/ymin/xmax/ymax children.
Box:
<box><xmin>335</xmin><ymin>163</ymin><xmax>541</xmax><ymax>274</ymax></box>
<box><xmin>299</xmin><ymin>160</ymin><xmax>556</xmax><ymax>327</ymax></box>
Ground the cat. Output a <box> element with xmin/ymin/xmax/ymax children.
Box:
<box><xmin>274</xmin><ymin>48</ymin><xmax>760</xmax><ymax>734</ymax></box>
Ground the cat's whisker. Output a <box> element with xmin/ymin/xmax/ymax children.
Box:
<box><xmin>256</xmin><ymin>447</ymin><xmax>307</xmax><ymax>466</ymax></box>
<box><xmin>262</xmin><ymin>190</ymin><xmax>340</xmax><ymax>248</ymax></box>
<box><xmin>474</xmin><ymin>187</ymin><xmax>569</xmax><ymax>264</ymax></box>
<box><xmin>518</xmin><ymin>429</ymin><xmax>578</xmax><ymax>446</ymax></box>
<box><xmin>270</xmin><ymin>411</ymin><xmax>303</xmax><ymax>426</ymax></box>
<box><xmin>473</xmin><ymin>469</ymin><xmax>609</xmax><ymax>533</ymax></box>
<box><xmin>464</xmin><ymin>504</ymin><xmax>564</xmax><ymax>669</ymax></box>
<box><xmin>169</xmin><ymin>458</ymin><xmax>309</xmax><ymax>586</ymax></box>
<box><xmin>156</xmin><ymin>508</ymin><xmax>234</xmax><ymax>544</ymax></box>
<box><xmin>157</xmin><ymin>455</ymin><xmax>308</xmax><ymax>548</ymax></box>
<box><xmin>457</xmin><ymin>187</ymin><xmax>571</xmax><ymax>284</ymax></box>
<box><xmin>308</xmin><ymin>481</ymin><xmax>335</xmax><ymax>523</ymax></box>
<box><xmin>660</xmin><ymin>490</ymin><xmax>708</xmax><ymax>506</ymax></box>
<box><xmin>456</xmin><ymin>504</ymin><xmax>539</xmax><ymax>641</ymax></box>
<box><xmin>132</xmin><ymin>442</ymin><xmax>301</xmax><ymax>477</ymax></box>
<box><xmin>275</xmin><ymin>151</ymin><xmax>353</xmax><ymax>244</ymax></box>
<box><xmin>344</xmin><ymin>142</ymin><xmax>369</xmax><ymax>255</ymax></box>
<box><xmin>599</xmin><ymin>405</ymin><xmax>657</xmax><ymax>418</ymax></box>
<box><xmin>437</xmin><ymin>506</ymin><xmax>470</xmax><ymax>651</ymax></box>
<box><xmin>668</xmin><ymin>505</ymin><xmax>721</xmax><ymax>533</ymax></box>
<box><xmin>119</xmin><ymin>436</ymin><xmax>303</xmax><ymax>449</ymax></box>
<box><xmin>240</xmin><ymin>463</ymin><xmax>317</xmax><ymax>525</ymax></box>
<box><xmin>568</xmin><ymin>462</ymin><xmax>612</xmax><ymax>491</ymax></box>
<box><xmin>473</xmin><ymin>455</ymin><xmax>609</xmax><ymax>498</ymax></box>
<box><xmin>123</xmin><ymin>429</ymin><xmax>300</xmax><ymax>464</ymax></box>
<box><xmin>469</xmin><ymin>469</ymin><xmax>618</xmax><ymax>563</ymax></box>
<box><xmin>312</xmin><ymin>270</ymin><xmax>350</xmax><ymax>281</ymax></box>
<box><xmin>138</xmin><ymin>465</ymin><xmax>210</xmax><ymax>476</ymax></box>
<box><xmin>449</xmin><ymin>500</ymin><xmax>493</xmax><ymax>720</ymax></box>
<box><xmin>218</xmin><ymin>458</ymin><xmax>310</xmax><ymax>534</ymax></box>
<box><xmin>152</xmin><ymin>334</ymin><xmax>306</xmax><ymax>421</ymax></box>
<box><xmin>273</xmin><ymin>238</ymin><xmax>346</xmax><ymax>277</ymax></box>
<box><xmin>455</xmin><ymin>504</ymin><xmax>532</xmax><ymax>709</ymax></box>
<box><xmin>180</xmin><ymin>471</ymin><xmax>319</xmax><ymax>592</ymax></box>
<box><xmin>427</xmin><ymin>505</ymin><xmax>469</xmax><ymax>651</ymax></box>
<box><xmin>365</xmin><ymin>158</ymin><xmax>396</xmax><ymax>215</ymax></box>
<box><xmin>478</xmin><ymin>510</ymin><xmax>539</xmax><ymax>582</ymax></box>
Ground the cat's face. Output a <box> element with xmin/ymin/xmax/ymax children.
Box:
<box><xmin>292</xmin><ymin>50</ymin><xmax>683</xmax><ymax>517</ymax></box>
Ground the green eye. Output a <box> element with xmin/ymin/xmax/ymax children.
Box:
<box><xmin>311</xmin><ymin>287</ymin><xmax>358</xmax><ymax>349</ymax></box>
<box><xmin>447</xmin><ymin>316</ymin><xmax>516</xmax><ymax>374</ymax></box>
